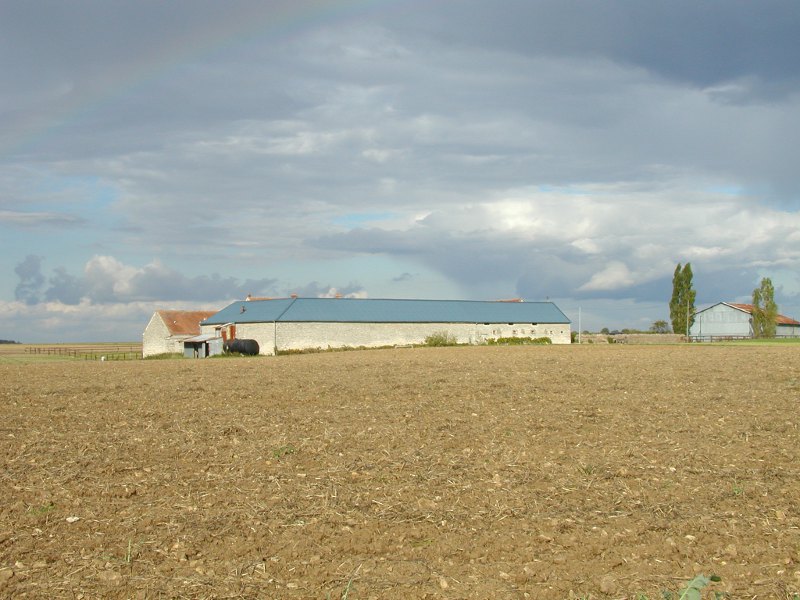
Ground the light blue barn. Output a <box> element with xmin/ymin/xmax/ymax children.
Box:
<box><xmin>690</xmin><ymin>302</ymin><xmax>800</xmax><ymax>340</ymax></box>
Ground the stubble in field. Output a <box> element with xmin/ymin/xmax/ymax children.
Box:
<box><xmin>1</xmin><ymin>345</ymin><xmax>799</xmax><ymax>598</ymax></box>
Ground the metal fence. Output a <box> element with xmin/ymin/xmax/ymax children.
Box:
<box><xmin>25</xmin><ymin>345</ymin><xmax>143</xmax><ymax>360</ymax></box>
<box><xmin>688</xmin><ymin>335</ymin><xmax>800</xmax><ymax>342</ymax></box>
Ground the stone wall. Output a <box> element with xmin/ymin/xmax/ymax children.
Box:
<box><xmin>142</xmin><ymin>313</ymin><xmax>178</xmax><ymax>357</ymax></box>
<box><xmin>577</xmin><ymin>333</ymin><xmax>685</xmax><ymax>345</ymax></box>
<box><xmin>202</xmin><ymin>321</ymin><xmax>571</xmax><ymax>355</ymax></box>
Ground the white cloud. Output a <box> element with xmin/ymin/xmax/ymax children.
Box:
<box><xmin>571</xmin><ymin>238</ymin><xmax>601</xmax><ymax>254</ymax></box>
<box><xmin>579</xmin><ymin>261</ymin><xmax>635</xmax><ymax>291</ymax></box>
<box><xmin>0</xmin><ymin>298</ymin><xmax>216</xmax><ymax>343</ymax></box>
<box><xmin>313</xmin><ymin>182</ymin><xmax>800</xmax><ymax>304</ymax></box>
<box><xmin>0</xmin><ymin>210</ymin><xmax>84</xmax><ymax>227</ymax></box>
<box><xmin>316</xmin><ymin>286</ymin><xmax>368</xmax><ymax>299</ymax></box>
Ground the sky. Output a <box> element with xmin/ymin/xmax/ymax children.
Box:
<box><xmin>2</xmin><ymin>0</ymin><xmax>800</xmax><ymax>342</ymax></box>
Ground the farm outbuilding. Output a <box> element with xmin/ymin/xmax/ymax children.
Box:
<box><xmin>183</xmin><ymin>334</ymin><xmax>224</xmax><ymax>358</ymax></box>
<box><xmin>142</xmin><ymin>310</ymin><xmax>217</xmax><ymax>357</ymax></box>
<box><xmin>689</xmin><ymin>302</ymin><xmax>800</xmax><ymax>340</ymax></box>
<box><xmin>200</xmin><ymin>297</ymin><xmax>571</xmax><ymax>355</ymax></box>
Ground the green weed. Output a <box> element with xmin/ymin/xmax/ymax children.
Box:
<box><xmin>635</xmin><ymin>574</ymin><xmax>725</xmax><ymax>600</ymax></box>
<box><xmin>487</xmin><ymin>336</ymin><xmax>552</xmax><ymax>345</ymax></box>
<box><xmin>26</xmin><ymin>502</ymin><xmax>55</xmax><ymax>515</ymax></box>
<box><xmin>273</xmin><ymin>445</ymin><xmax>296</xmax><ymax>459</ymax></box>
<box><xmin>424</xmin><ymin>331</ymin><xmax>459</xmax><ymax>346</ymax></box>
<box><xmin>326</xmin><ymin>564</ymin><xmax>363</xmax><ymax>600</ymax></box>
<box><xmin>661</xmin><ymin>574</ymin><xmax>723</xmax><ymax>600</ymax></box>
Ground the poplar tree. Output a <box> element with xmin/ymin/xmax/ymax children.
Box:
<box><xmin>751</xmin><ymin>277</ymin><xmax>777</xmax><ymax>338</ymax></box>
<box><xmin>669</xmin><ymin>263</ymin><xmax>696</xmax><ymax>335</ymax></box>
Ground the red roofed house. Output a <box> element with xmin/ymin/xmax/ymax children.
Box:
<box><xmin>689</xmin><ymin>302</ymin><xmax>800</xmax><ymax>340</ymax></box>
<box><xmin>142</xmin><ymin>310</ymin><xmax>217</xmax><ymax>357</ymax></box>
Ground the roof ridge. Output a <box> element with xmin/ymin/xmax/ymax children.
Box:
<box><xmin>274</xmin><ymin>297</ymin><xmax>551</xmax><ymax>303</ymax></box>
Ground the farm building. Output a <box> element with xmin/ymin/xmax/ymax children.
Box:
<box><xmin>689</xmin><ymin>302</ymin><xmax>800</xmax><ymax>340</ymax></box>
<box><xmin>142</xmin><ymin>310</ymin><xmax>217</xmax><ymax>357</ymax></box>
<box><xmin>183</xmin><ymin>334</ymin><xmax>224</xmax><ymax>358</ymax></box>
<box><xmin>200</xmin><ymin>297</ymin><xmax>571</xmax><ymax>355</ymax></box>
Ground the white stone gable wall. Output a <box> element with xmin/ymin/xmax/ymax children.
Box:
<box><xmin>143</xmin><ymin>314</ymin><xmax>173</xmax><ymax>357</ymax></box>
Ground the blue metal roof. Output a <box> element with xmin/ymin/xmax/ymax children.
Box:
<box><xmin>201</xmin><ymin>298</ymin><xmax>295</xmax><ymax>325</ymax></box>
<box><xmin>203</xmin><ymin>297</ymin><xmax>570</xmax><ymax>325</ymax></box>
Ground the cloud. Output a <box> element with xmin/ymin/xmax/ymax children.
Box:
<box><xmin>311</xmin><ymin>184</ymin><xmax>800</xmax><ymax>304</ymax></box>
<box><xmin>0</xmin><ymin>210</ymin><xmax>85</xmax><ymax>227</ymax></box>
<box><xmin>2</xmin><ymin>2</ymin><xmax>800</xmax><ymax>338</ymax></box>
<box><xmin>14</xmin><ymin>255</ymin><xmax>44</xmax><ymax>305</ymax></box>
<box><xmin>45</xmin><ymin>266</ymin><xmax>84</xmax><ymax>305</ymax></box>
<box><xmin>16</xmin><ymin>255</ymin><xmax>280</xmax><ymax>305</ymax></box>
<box><xmin>4</xmin><ymin>255</ymin><xmax>373</xmax><ymax>342</ymax></box>
<box><xmin>399</xmin><ymin>0</ymin><xmax>800</xmax><ymax>93</ymax></box>
<box><xmin>289</xmin><ymin>281</ymin><xmax>367</xmax><ymax>299</ymax></box>
<box><xmin>578</xmin><ymin>261</ymin><xmax>634</xmax><ymax>292</ymax></box>
<box><xmin>392</xmin><ymin>272</ymin><xmax>415</xmax><ymax>282</ymax></box>
<box><xmin>0</xmin><ymin>298</ymin><xmax>214</xmax><ymax>344</ymax></box>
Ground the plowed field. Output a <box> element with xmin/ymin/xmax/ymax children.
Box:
<box><xmin>1</xmin><ymin>345</ymin><xmax>799</xmax><ymax>599</ymax></box>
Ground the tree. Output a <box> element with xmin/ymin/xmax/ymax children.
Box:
<box><xmin>751</xmin><ymin>277</ymin><xmax>777</xmax><ymax>338</ymax></box>
<box><xmin>669</xmin><ymin>263</ymin><xmax>696</xmax><ymax>335</ymax></box>
<box><xmin>650</xmin><ymin>319</ymin><xmax>670</xmax><ymax>333</ymax></box>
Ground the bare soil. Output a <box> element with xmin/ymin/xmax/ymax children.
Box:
<box><xmin>1</xmin><ymin>345</ymin><xmax>799</xmax><ymax>599</ymax></box>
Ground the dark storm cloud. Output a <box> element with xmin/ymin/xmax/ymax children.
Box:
<box><xmin>45</xmin><ymin>267</ymin><xmax>85</xmax><ymax>305</ymax></box>
<box><xmin>126</xmin><ymin>266</ymin><xmax>280</xmax><ymax>303</ymax></box>
<box><xmin>312</xmin><ymin>225</ymin><xmax>589</xmax><ymax>297</ymax></box>
<box><xmin>0</xmin><ymin>1</ymin><xmax>303</xmax><ymax>161</ymax></box>
<box><xmin>0</xmin><ymin>1</ymin><xmax>267</xmax><ymax>85</ymax></box>
<box><xmin>14</xmin><ymin>255</ymin><xmax>44</xmax><ymax>305</ymax></box>
<box><xmin>692</xmin><ymin>267</ymin><xmax>765</xmax><ymax>305</ymax></box>
<box><xmin>401</xmin><ymin>0</ymin><xmax>800</xmax><ymax>92</ymax></box>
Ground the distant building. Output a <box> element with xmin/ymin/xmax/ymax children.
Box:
<box><xmin>689</xmin><ymin>302</ymin><xmax>800</xmax><ymax>340</ymax></box>
<box><xmin>200</xmin><ymin>297</ymin><xmax>572</xmax><ymax>355</ymax></box>
<box><xmin>142</xmin><ymin>310</ymin><xmax>217</xmax><ymax>357</ymax></box>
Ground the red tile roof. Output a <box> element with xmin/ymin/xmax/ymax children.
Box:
<box><xmin>726</xmin><ymin>303</ymin><xmax>800</xmax><ymax>325</ymax></box>
<box><xmin>158</xmin><ymin>310</ymin><xmax>217</xmax><ymax>336</ymax></box>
